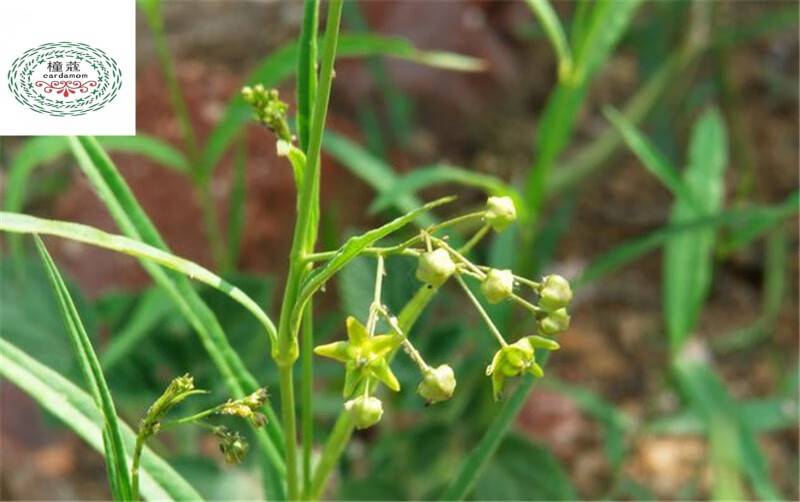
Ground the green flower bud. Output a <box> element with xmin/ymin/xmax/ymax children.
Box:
<box><xmin>416</xmin><ymin>248</ymin><xmax>456</xmax><ymax>287</ymax></box>
<box><xmin>345</xmin><ymin>395</ymin><xmax>384</xmax><ymax>430</ymax></box>
<box><xmin>480</xmin><ymin>269</ymin><xmax>515</xmax><ymax>304</ymax></box>
<box><xmin>538</xmin><ymin>308</ymin><xmax>570</xmax><ymax>335</ymax></box>
<box><xmin>418</xmin><ymin>364</ymin><xmax>456</xmax><ymax>404</ymax></box>
<box><xmin>538</xmin><ymin>274</ymin><xmax>572</xmax><ymax>312</ymax></box>
<box><xmin>241</xmin><ymin>85</ymin><xmax>291</xmax><ymax>141</ymax></box>
<box><xmin>485</xmin><ymin>196</ymin><xmax>517</xmax><ymax>232</ymax></box>
<box><xmin>486</xmin><ymin>337</ymin><xmax>544</xmax><ymax>400</ymax></box>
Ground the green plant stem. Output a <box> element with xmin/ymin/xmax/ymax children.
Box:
<box><xmin>140</xmin><ymin>1</ymin><xmax>228</xmax><ymax>271</ymax></box>
<box><xmin>297</xmin><ymin>0</ymin><xmax>320</xmax><ymax>150</ymax></box>
<box><xmin>301</xmin><ymin>304</ymin><xmax>314</xmax><ymax>498</ymax></box>
<box><xmin>274</xmin><ymin>2</ymin><xmax>343</xmax><ymax>499</ymax></box>
<box><xmin>199</xmin><ymin>181</ymin><xmax>226</xmax><ymax>270</ymax></box>
<box><xmin>298</xmin><ymin>3</ymin><xmax>320</xmax><ymax>489</ymax></box>
<box><xmin>454</xmin><ymin>274</ymin><xmax>508</xmax><ymax>347</ymax></box>
<box><xmin>131</xmin><ymin>433</ymin><xmax>146</xmax><ymax>501</ymax></box>
<box><xmin>278</xmin><ymin>365</ymin><xmax>299</xmax><ymax>500</ymax></box>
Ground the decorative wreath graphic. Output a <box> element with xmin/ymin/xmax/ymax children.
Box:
<box><xmin>7</xmin><ymin>42</ymin><xmax>122</xmax><ymax>117</ymax></box>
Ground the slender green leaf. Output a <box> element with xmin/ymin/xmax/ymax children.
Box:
<box><xmin>66</xmin><ymin>136</ymin><xmax>287</xmax><ymax>485</ymax></box>
<box><xmin>604</xmin><ymin>106</ymin><xmax>696</xmax><ymax>204</ymax></box>
<box><xmin>368</xmin><ymin>164</ymin><xmax>522</xmax><ymax>217</ymax></box>
<box><xmin>664</xmin><ymin>109</ymin><xmax>728</xmax><ymax>351</ymax></box>
<box><xmin>649</xmin><ymin>396</ymin><xmax>799</xmax><ymax>435</ymax></box>
<box><xmin>524</xmin><ymin>0</ymin><xmax>642</xmax><ymax>216</ymax></box>
<box><xmin>578</xmin><ymin>196</ymin><xmax>799</xmax><ymax>288</ymax></box>
<box><xmin>96</xmin><ymin>135</ymin><xmax>190</xmax><ymax>174</ymax></box>
<box><xmin>1</xmin><ymin>213</ymin><xmax>277</xmax><ymax>352</ymax></box>
<box><xmin>35</xmin><ymin>237</ymin><xmax>132</xmax><ymax>500</ymax></box>
<box><xmin>571</xmin><ymin>0</ymin><xmax>642</xmax><ymax>84</ymax></box>
<box><xmin>0</xmin><ymin>338</ymin><xmax>203</xmax><ymax>501</ymax></box>
<box><xmin>524</xmin><ymin>0</ymin><xmax>573</xmax><ymax>81</ymax></box>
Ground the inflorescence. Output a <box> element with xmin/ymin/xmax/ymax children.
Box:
<box><xmin>243</xmin><ymin>84</ymin><xmax>574</xmax><ymax>430</ymax></box>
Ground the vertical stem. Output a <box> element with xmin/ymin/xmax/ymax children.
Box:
<box><xmin>297</xmin><ymin>0</ymin><xmax>320</xmax><ymax>151</ymax></box>
<box><xmin>130</xmin><ymin>432</ymin><xmax>146</xmax><ymax>501</ymax></box>
<box><xmin>300</xmin><ymin>304</ymin><xmax>314</xmax><ymax>498</ymax></box>
<box><xmin>280</xmin><ymin>365</ymin><xmax>299</xmax><ymax>500</ymax></box>
<box><xmin>275</xmin><ymin>1</ymin><xmax>344</xmax><ymax>500</ymax></box>
<box><xmin>200</xmin><ymin>182</ymin><xmax>226</xmax><ymax>270</ymax></box>
<box><xmin>454</xmin><ymin>274</ymin><xmax>508</xmax><ymax>347</ymax></box>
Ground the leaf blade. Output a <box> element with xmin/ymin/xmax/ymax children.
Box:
<box><xmin>34</xmin><ymin>237</ymin><xmax>133</xmax><ymax>500</ymax></box>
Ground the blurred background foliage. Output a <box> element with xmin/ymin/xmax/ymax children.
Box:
<box><xmin>1</xmin><ymin>0</ymin><xmax>798</xmax><ymax>500</ymax></box>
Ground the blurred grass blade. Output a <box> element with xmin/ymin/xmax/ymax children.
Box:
<box><xmin>96</xmin><ymin>135</ymin><xmax>190</xmax><ymax>174</ymax></box>
<box><xmin>713</xmin><ymin>225</ymin><xmax>789</xmax><ymax>352</ymax></box>
<box><xmin>524</xmin><ymin>0</ymin><xmax>573</xmax><ymax>80</ymax></box>
<box><xmin>664</xmin><ymin>109</ymin><xmax>728</xmax><ymax>351</ymax></box>
<box><xmin>0</xmin><ymin>338</ymin><xmax>203</xmax><ymax>501</ymax></box>
<box><xmin>35</xmin><ymin>237</ymin><xmax>132</xmax><ymax>500</ymax></box>
<box><xmin>578</xmin><ymin>196</ymin><xmax>798</xmax><ymax>288</ymax></box>
<box><xmin>66</xmin><ymin>136</ymin><xmax>287</xmax><ymax>492</ymax></box>
<box><xmin>202</xmin><ymin>34</ymin><xmax>484</xmax><ymax>177</ymax></box>
<box><xmin>648</xmin><ymin>395</ymin><xmax>799</xmax><ymax>435</ymax></box>
<box><xmin>1</xmin><ymin>213</ymin><xmax>278</xmax><ymax>353</ymax></box>
<box><xmin>440</xmin><ymin>367</ymin><xmax>546</xmax><ymax>501</ymax></box>
<box><xmin>335</xmin><ymin>34</ymin><xmax>485</xmax><ymax>72</ymax></box>
<box><xmin>604</xmin><ymin>106</ymin><xmax>696</xmax><ymax>205</ymax></box>
<box><xmin>322</xmin><ymin>131</ymin><xmax>431</xmax><ymax>224</ymax></box>
<box><xmin>227</xmin><ymin>133</ymin><xmax>248</xmax><ymax>272</ymax></box>
<box><xmin>368</xmin><ymin>164</ymin><xmax>523</xmax><ymax>217</ymax></box>
<box><xmin>571</xmin><ymin>0</ymin><xmax>643</xmax><ymax>84</ymax></box>
<box><xmin>674</xmin><ymin>359</ymin><xmax>781</xmax><ymax>500</ymax></box>
<box><xmin>4</xmin><ymin>136</ymin><xmax>71</xmax><ymax>276</ymax></box>
<box><xmin>5</xmin><ymin>135</ymin><xmax>189</xmax><ymax>276</ymax></box>
<box><xmin>101</xmin><ymin>287</ymin><xmax>173</xmax><ymax>370</ymax></box>
<box><xmin>524</xmin><ymin>0</ymin><xmax>643</xmax><ymax>217</ymax></box>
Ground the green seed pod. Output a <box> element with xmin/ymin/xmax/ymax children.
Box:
<box><xmin>538</xmin><ymin>308</ymin><xmax>570</xmax><ymax>335</ymax></box>
<box><xmin>538</xmin><ymin>274</ymin><xmax>572</xmax><ymax>313</ymax></box>
<box><xmin>416</xmin><ymin>248</ymin><xmax>456</xmax><ymax>287</ymax></box>
<box><xmin>241</xmin><ymin>86</ymin><xmax>254</xmax><ymax>103</ymax></box>
<box><xmin>345</xmin><ymin>395</ymin><xmax>384</xmax><ymax>430</ymax></box>
<box><xmin>418</xmin><ymin>364</ymin><xmax>456</xmax><ymax>403</ymax></box>
<box><xmin>480</xmin><ymin>268</ymin><xmax>515</xmax><ymax>304</ymax></box>
<box><xmin>485</xmin><ymin>196</ymin><xmax>517</xmax><ymax>232</ymax></box>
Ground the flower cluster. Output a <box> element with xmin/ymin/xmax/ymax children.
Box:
<box><xmin>315</xmin><ymin>195</ymin><xmax>573</xmax><ymax>428</ymax></box>
<box><xmin>135</xmin><ymin>375</ymin><xmax>271</xmax><ymax>467</ymax></box>
<box><xmin>241</xmin><ymin>85</ymin><xmax>292</xmax><ymax>142</ymax></box>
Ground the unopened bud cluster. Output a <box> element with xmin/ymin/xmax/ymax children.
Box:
<box><xmin>241</xmin><ymin>85</ymin><xmax>292</xmax><ymax>142</ymax></box>
<box><xmin>314</xmin><ymin>195</ymin><xmax>574</xmax><ymax>429</ymax></box>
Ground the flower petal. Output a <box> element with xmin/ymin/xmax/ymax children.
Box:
<box><xmin>314</xmin><ymin>341</ymin><xmax>350</xmax><ymax>362</ymax></box>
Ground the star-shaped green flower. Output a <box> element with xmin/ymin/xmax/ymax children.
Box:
<box><xmin>486</xmin><ymin>336</ymin><xmax>558</xmax><ymax>400</ymax></box>
<box><xmin>314</xmin><ymin>316</ymin><xmax>401</xmax><ymax>397</ymax></box>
